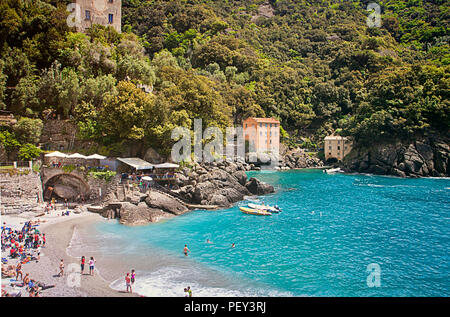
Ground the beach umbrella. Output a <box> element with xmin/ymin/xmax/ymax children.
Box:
<box><xmin>44</xmin><ymin>151</ymin><xmax>68</xmax><ymax>158</ymax></box>
<box><xmin>86</xmin><ymin>154</ymin><xmax>106</xmax><ymax>160</ymax></box>
<box><xmin>67</xmin><ymin>153</ymin><xmax>87</xmax><ymax>159</ymax></box>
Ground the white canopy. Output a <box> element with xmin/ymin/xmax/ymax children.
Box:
<box><xmin>141</xmin><ymin>176</ymin><xmax>153</xmax><ymax>181</ymax></box>
<box><xmin>45</xmin><ymin>151</ymin><xmax>68</xmax><ymax>158</ymax></box>
<box><xmin>86</xmin><ymin>154</ymin><xmax>106</xmax><ymax>160</ymax></box>
<box><xmin>117</xmin><ymin>157</ymin><xmax>154</xmax><ymax>170</ymax></box>
<box><xmin>67</xmin><ymin>153</ymin><xmax>87</xmax><ymax>159</ymax></box>
<box><xmin>154</xmin><ymin>163</ymin><xmax>179</xmax><ymax>169</ymax></box>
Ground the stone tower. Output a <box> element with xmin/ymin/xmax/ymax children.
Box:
<box><xmin>73</xmin><ymin>0</ymin><xmax>121</xmax><ymax>33</ymax></box>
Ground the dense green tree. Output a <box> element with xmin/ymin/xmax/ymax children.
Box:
<box><xmin>101</xmin><ymin>81</ymin><xmax>154</xmax><ymax>141</ymax></box>
<box><xmin>13</xmin><ymin>117</ymin><xmax>44</xmax><ymax>144</ymax></box>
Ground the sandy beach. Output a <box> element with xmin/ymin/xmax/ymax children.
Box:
<box><xmin>1</xmin><ymin>210</ymin><xmax>139</xmax><ymax>297</ymax></box>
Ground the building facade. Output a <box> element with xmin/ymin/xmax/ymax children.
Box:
<box><xmin>243</xmin><ymin>117</ymin><xmax>280</xmax><ymax>154</ymax></box>
<box><xmin>324</xmin><ymin>136</ymin><xmax>352</xmax><ymax>161</ymax></box>
<box><xmin>73</xmin><ymin>0</ymin><xmax>121</xmax><ymax>33</ymax></box>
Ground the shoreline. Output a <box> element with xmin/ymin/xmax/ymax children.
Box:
<box><xmin>1</xmin><ymin>211</ymin><xmax>139</xmax><ymax>297</ymax></box>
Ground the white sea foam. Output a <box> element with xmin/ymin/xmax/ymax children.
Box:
<box><xmin>109</xmin><ymin>266</ymin><xmax>292</xmax><ymax>297</ymax></box>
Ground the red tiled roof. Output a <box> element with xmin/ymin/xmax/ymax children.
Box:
<box><xmin>244</xmin><ymin>117</ymin><xmax>280</xmax><ymax>123</ymax></box>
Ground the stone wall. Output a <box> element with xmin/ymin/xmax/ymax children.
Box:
<box><xmin>40</xmin><ymin>119</ymin><xmax>99</xmax><ymax>153</ymax></box>
<box><xmin>0</xmin><ymin>171</ymin><xmax>43</xmax><ymax>215</ymax></box>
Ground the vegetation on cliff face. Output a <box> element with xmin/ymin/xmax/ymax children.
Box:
<box><xmin>0</xmin><ymin>0</ymin><xmax>448</xmax><ymax>159</ymax></box>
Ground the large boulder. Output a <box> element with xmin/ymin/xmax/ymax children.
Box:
<box><xmin>119</xmin><ymin>202</ymin><xmax>172</xmax><ymax>226</ymax></box>
<box><xmin>245</xmin><ymin>177</ymin><xmax>274</xmax><ymax>195</ymax></box>
<box><xmin>233</xmin><ymin>170</ymin><xmax>248</xmax><ymax>186</ymax></box>
<box><xmin>209</xmin><ymin>194</ymin><xmax>230</xmax><ymax>207</ymax></box>
<box><xmin>193</xmin><ymin>181</ymin><xmax>216</xmax><ymax>203</ymax></box>
<box><xmin>145</xmin><ymin>190</ymin><xmax>189</xmax><ymax>215</ymax></box>
<box><xmin>143</xmin><ymin>147</ymin><xmax>164</xmax><ymax>164</ymax></box>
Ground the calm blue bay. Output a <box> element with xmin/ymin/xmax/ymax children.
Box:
<box><xmin>84</xmin><ymin>170</ymin><xmax>449</xmax><ymax>296</ymax></box>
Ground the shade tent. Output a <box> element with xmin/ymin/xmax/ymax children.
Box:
<box><xmin>86</xmin><ymin>154</ymin><xmax>106</xmax><ymax>160</ymax></box>
<box><xmin>117</xmin><ymin>157</ymin><xmax>154</xmax><ymax>171</ymax></box>
<box><xmin>45</xmin><ymin>151</ymin><xmax>68</xmax><ymax>158</ymax></box>
<box><xmin>67</xmin><ymin>153</ymin><xmax>88</xmax><ymax>159</ymax></box>
<box><xmin>154</xmin><ymin>163</ymin><xmax>179</xmax><ymax>169</ymax></box>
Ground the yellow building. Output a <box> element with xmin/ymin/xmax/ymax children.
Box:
<box><xmin>324</xmin><ymin>136</ymin><xmax>352</xmax><ymax>161</ymax></box>
<box><xmin>73</xmin><ymin>0</ymin><xmax>121</xmax><ymax>33</ymax></box>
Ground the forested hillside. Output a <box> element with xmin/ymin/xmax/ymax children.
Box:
<box><xmin>0</xmin><ymin>0</ymin><xmax>448</xmax><ymax>159</ymax></box>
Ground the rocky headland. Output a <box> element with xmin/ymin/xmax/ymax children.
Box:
<box><xmin>342</xmin><ymin>134</ymin><xmax>450</xmax><ymax>178</ymax></box>
<box><xmin>92</xmin><ymin>160</ymin><xmax>275</xmax><ymax>226</ymax></box>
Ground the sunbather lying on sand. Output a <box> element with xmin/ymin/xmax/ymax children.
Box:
<box><xmin>1</xmin><ymin>264</ymin><xmax>16</xmax><ymax>278</ymax></box>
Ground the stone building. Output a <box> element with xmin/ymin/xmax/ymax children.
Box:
<box><xmin>324</xmin><ymin>135</ymin><xmax>353</xmax><ymax>162</ymax></box>
<box><xmin>73</xmin><ymin>0</ymin><xmax>121</xmax><ymax>33</ymax></box>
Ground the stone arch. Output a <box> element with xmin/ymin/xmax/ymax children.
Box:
<box><xmin>43</xmin><ymin>173</ymin><xmax>90</xmax><ymax>201</ymax></box>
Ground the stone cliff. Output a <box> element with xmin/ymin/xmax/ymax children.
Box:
<box><xmin>342</xmin><ymin>134</ymin><xmax>449</xmax><ymax>177</ymax></box>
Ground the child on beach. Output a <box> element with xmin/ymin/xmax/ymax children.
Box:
<box><xmin>58</xmin><ymin>259</ymin><xmax>65</xmax><ymax>277</ymax></box>
<box><xmin>89</xmin><ymin>257</ymin><xmax>95</xmax><ymax>276</ymax></box>
<box><xmin>125</xmin><ymin>273</ymin><xmax>132</xmax><ymax>293</ymax></box>
<box><xmin>80</xmin><ymin>256</ymin><xmax>85</xmax><ymax>275</ymax></box>
<box><xmin>131</xmin><ymin>269</ymin><xmax>136</xmax><ymax>285</ymax></box>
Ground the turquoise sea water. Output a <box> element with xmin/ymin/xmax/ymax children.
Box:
<box><xmin>87</xmin><ymin>170</ymin><xmax>449</xmax><ymax>296</ymax></box>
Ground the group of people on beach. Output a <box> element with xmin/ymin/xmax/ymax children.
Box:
<box><xmin>1</xmin><ymin>221</ymin><xmax>48</xmax><ymax>297</ymax></box>
<box><xmin>1</xmin><ymin>221</ymin><xmax>45</xmax><ymax>263</ymax></box>
<box><xmin>78</xmin><ymin>256</ymin><xmax>96</xmax><ymax>276</ymax></box>
<box><xmin>125</xmin><ymin>269</ymin><xmax>136</xmax><ymax>293</ymax></box>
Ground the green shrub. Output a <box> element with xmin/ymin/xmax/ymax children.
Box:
<box><xmin>18</xmin><ymin>143</ymin><xmax>42</xmax><ymax>161</ymax></box>
<box><xmin>88</xmin><ymin>169</ymin><xmax>116</xmax><ymax>182</ymax></box>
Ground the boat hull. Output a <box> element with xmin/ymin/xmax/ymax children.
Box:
<box><xmin>248</xmin><ymin>203</ymin><xmax>280</xmax><ymax>213</ymax></box>
<box><xmin>239</xmin><ymin>207</ymin><xmax>272</xmax><ymax>216</ymax></box>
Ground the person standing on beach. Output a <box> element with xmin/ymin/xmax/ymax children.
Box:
<box><xmin>80</xmin><ymin>256</ymin><xmax>85</xmax><ymax>275</ymax></box>
<box><xmin>15</xmin><ymin>262</ymin><xmax>23</xmax><ymax>281</ymax></box>
<box><xmin>187</xmin><ymin>286</ymin><xmax>192</xmax><ymax>297</ymax></box>
<box><xmin>125</xmin><ymin>273</ymin><xmax>132</xmax><ymax>293</ymax></box>
<box><xmin>183</xmin><ymin>245</ymin><xmax>190</xmax><ymax>256</ymax></box>
<box><xmin>89</xmin><ymin>257</ymin><xmax>95</xmax><ymax>276</ymax></box>
<box><xmin>131</xmin><ymin>269</ymin><xmax>136</xmax><ymax>286</ymax></box>
<box><xmin>58</xmin><ymin>259</ymin><xmax>65</xmax><ymax>277</ymax></box>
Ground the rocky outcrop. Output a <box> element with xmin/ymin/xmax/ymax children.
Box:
<box><xmin>173</xmin><ymin>160</ymin><xmax>274</xmax><ymax>208</ymax></box>
<box><xmin>245</xmin><ymin>177</ymin><xmax>275</xmax><ymax>195</ymax></box>
<box><xmin>280</xmin><ymin>148</ymin><xmax>324</xmax><ymax>170</ymax></box>
<box><xmin>97</xmin><ymin>185</ymin><xmax>190</xmax><ymax>226</ymax></box>
<box><xmin>343</xmin><ymin>135</ymin><xmax>449</xmax><ymax>177</ymax></box>
<box><xmin>95</xmin><ymin>160</ymin><xmax>276</xmax><ymax>225</ymax></box>
<box><xmin>145</xmin><ymin>191</ymin><xmax>188</xmax><ymax>215</ymax></box>
<box><xmin>118</xmin><ymin>202</ymin><xmax>174</xmax><ymax>226</ymax></box>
